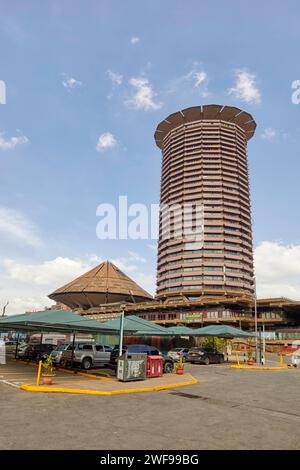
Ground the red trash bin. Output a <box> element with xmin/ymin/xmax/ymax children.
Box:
<box><xmin>146</xmin><ymin>355</ymin><xmax>163</xmax><ymax>377</ymax></box>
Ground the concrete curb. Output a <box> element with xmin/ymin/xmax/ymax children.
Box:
<box><xmin>20</xmin><ymin>377</ymin><xmax>198</xmax><ymax>396</ymax></box>
<box><xmin>230</xmin><ymin>364</ymin><xmax>290</xmax><ymax>371</ymax></box>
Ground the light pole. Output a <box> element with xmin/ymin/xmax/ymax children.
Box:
<box><xmin>254</xmin><ymin>276</ymin><xmax>258</xmax><ymax>363</ymax></box>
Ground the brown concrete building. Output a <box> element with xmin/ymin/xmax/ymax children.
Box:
<box><xmin>155</xmin><ymin>105</ymin><xmax>256</xmax><ymax>302</ymax></box>
<box><xmin>48</xmin><ymin>104</ymin><xmax>300</xmax><ymax>336</ymax></box>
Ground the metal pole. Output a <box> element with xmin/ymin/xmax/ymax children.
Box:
<box><xmin>254</xmin><ymin>276</ymin><xmax>258</xmax><ymax>363</ymax></box>
<box><xmin>259</xmin><ymin>328</ymin><xmax>262</xmax><ymax>364</ymax></box>
<box><xmin>14</xmin><ymin>332</ymin><xmax>20</xmax><ymax>359</ymax></box>
<box><xmin>119</xmin><ymin>309</ymin><xmax>125</xmax><ymax>357</ymax></box>
<box><xmin>262</xmin><ymin>323</ymin><xmax>265</xmax><ymax>365</ymax></box>
<box><xmin>71</xmin><ymin>331</ymin><xmax>76</xmax><ymax>369</ymax></box>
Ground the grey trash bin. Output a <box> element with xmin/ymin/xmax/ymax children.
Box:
<box><xmin>117</xmin><ymin>352</ymin><xmax>147</xmax><ymax>382</ymax></box>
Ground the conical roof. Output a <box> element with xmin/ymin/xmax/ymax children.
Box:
<box><xmin>48</xmin><ymin>261</ymin><xmax>153</xmax><ymax>309</ymax></box>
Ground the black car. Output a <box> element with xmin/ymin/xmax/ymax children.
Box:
<box><xmin>23</xmin><ymin>343</ymin><xmax>57</xmax><ymax>361</ymax></box>
<box><xmin>109</xmin><ymin>344</ymin><xmax>174</xmax><ymax>373</ymax></box>
<box><xmin>187</xmin><ymin>347</ymin><xmax>224</xmax><ymax>365</ymax></box>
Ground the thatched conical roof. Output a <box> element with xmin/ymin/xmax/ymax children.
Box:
<box><xmin>48</xmin><ymin>261</ymin><xmax>153</xmax><ymax>309</ymax></box>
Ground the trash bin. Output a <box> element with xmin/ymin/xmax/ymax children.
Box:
<box><xmin>291</xmin><ymin>354</ymin><xmax>300</xmax><ymax>367</ymax></box>
<box><xmin>147</xmin><ymin>355</ymin><xmax>163</xmax><ymax>378</ymax></box>
<box><xmin>117</xmin><ymin>352</ymin><xmax>147</xmax><ymax>382</ymax></box>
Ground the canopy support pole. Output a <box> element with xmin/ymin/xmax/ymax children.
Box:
<box><xmin>14</xmin><ymin>332</ymin><xmax>20</xmax><ymax>359</ymax></box>
<box><xmin>119</xmin><ymin>310</ymin><xmax>124</xmax><ymax>356</ymax></box>
<box><xmin>71</xmin><ymin>331</ymin><xmax>76</xmax><ymax>370</ymax></box>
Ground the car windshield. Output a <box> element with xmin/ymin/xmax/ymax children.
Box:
<box><xmin>55</xmin><ymin>344</ymin><xmax>69</xmax><ymax>351</ymax></box>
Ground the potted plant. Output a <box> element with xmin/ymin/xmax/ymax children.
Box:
<box><xmin>41</xmin><ymin>354</ymin><xmax>56</xmax><ymax>385</ymax></box>
<box><xmin>176</xmin><ymin>356</ymin><xmax>184</xmax><ymax>375</ymax></box>
<box><xmin>246</xmin><ymin>349</ymin><xmax>255</xmax><ymax>365</ymax></box>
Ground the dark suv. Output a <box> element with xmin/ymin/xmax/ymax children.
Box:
<box><xmin>109</xmin><ymin>344</ymin><xmax>174</xmax><ymax>373</ymax></box>
<box><xmin>187</xmin><ymin>347</ymin><xmax>224</xmax><ymax>365</ymax></box>
<box><xmin>23</xmin><ymin>343</ymin><xmax>56</xmax><ymax>361</ymax></box>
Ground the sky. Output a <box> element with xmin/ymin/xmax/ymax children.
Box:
<box><xmin>1</xmin><ymin>0</ymin><xmax>300</xmax><ymax>314</ymax></box>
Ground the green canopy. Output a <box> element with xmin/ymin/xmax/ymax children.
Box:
<box><xmin>101</xmin><ymin>315</ymin><xmax>168</xmax><ymax>336</ymax></box>
<box><xmin>0</xmin><ymin>309</ymin><xmax>120</xmax><ymax>334</ymax></box>
<box><xmin>164</xmin><ymin>325</ymin><xmax>196</xmax><ymax>336</ymax></box>
<box><xmin>192</xmin><ymin>324</ymin><xmax>255</xmax><ymax>338</ymax></box>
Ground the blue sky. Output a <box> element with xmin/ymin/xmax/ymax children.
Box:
<box><xmin>1</xmin><ymin>0</ymin><xmax>300</xmax><ymax>314</ymax></box>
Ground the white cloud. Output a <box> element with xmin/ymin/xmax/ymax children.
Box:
<box><xmin>0</xmin><ymin>255</ymin><xmax>102</xmax><ymax>315</ymax></box>
<box><xmin>62</xmin><ymin>75</ymin><xmax>82</xmax><ymax>89</ymax></box>
<box><xmin>194</xmin><ymin>71</ymin><xmax>207</xmax><ymax>88</ymax></box>
<box><xmin>127</xmin><ymin>251</ymin><xmax>146</xmax><ymax>263</ymax></box>
<box><xmin>254</xmin><ymin>241</ymin><xmax>300</xmax><ymax>299</ymax></box>
<box><xmin>0</xmin><ymin>133</ymin><xmax>29</xmax><ymax>151</ymax></box>
<box><xmin>126</xmin><ymin>77</ymin><xmax>163</xmax><ymax>111</ymax></box>
<box><xmin>3</xmin><ymin>256</ymin><xmax>95</xmax><ymax>286</ymax></box>
<box><xmin>261</xmin><ymin>127</ymin><xmax>276</xmax><ymax>141</ymax></box>
<box><xmin>130</xmin><ymin>37</ymin><xmax>140</xmax><ymax>44</ymax></box>
<box><xmin>106</xmin><ymin>69</ymin><xmax>123</xmax><ymax>86</ymax></box>
<box><xmin>227</xmin><ymin>69</ymin><xmax>261</xmax><ymax>104</ymax></box>
<box><xmin>96</xmin><ymin>132</ymin><xmax>118</xmax><ymax>152</ymax></box>
<box><xmin>0</xmin><ymin>207</ymin><xmax>41</xmax><ymax>247</ymax></box>
<box><xmin>166</xmin><ymin>64</ymin><xmax>209</xmax><ymax>97</ymax></box>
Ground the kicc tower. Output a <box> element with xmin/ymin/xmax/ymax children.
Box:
<box><xmin>154</xmin><ymin>105</ymin><xmax>256</xmax><ymax>302</ymax></box>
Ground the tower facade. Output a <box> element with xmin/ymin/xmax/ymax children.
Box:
<box><xmin>154</xmin><ymin>105</ymin><xmax>256</xmax><ymax>301</ymax></box>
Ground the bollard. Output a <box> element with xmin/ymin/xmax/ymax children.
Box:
<box><xmin>236</xmin><ymin>354</ymin><xmax>240</xmax><ymax>365</ymax></box>
<box><xmin>36</xmin><ymin>360</ymin><xmax>42</xmax><ymax>386</ymax></box>
<box><xmin>280</xmin><ymin>353</ymin><xmax>283</xmax><ymax>367</ymax></box>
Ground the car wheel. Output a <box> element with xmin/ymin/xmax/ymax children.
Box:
<box><xmin>164</xmin><ymin>362</ymin><xmax>174</xmax><ymax>373</ymax></box>
<box><xmin>204</xmin><ymin>357</ymin><xmax>210</xmax><ymax>365</ymax></box>
<box><xmin>190</xmin><ymin>361</ymin><xmax>195</xmax><ymax>364</ymax></box>
<box><xmin>81</xmin><ymin>358</ymin><xmax>92</xmax><ymax>370</ymax></box>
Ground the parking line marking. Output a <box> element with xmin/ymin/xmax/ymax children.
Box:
<box><xmin>0</xmin><ymin>379</ymin><xmax>20</xmax><ymax>389</ymax></box>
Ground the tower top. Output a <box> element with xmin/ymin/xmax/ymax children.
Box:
<box><xmin>154</xmin><ymin>104</ymin><xmax>256</xmax><ymax>149</ymax></box>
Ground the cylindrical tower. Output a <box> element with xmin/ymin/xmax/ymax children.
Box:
<box><xmin>154</xmin><ymin>104</ymin><xmax>256</xmax><ymax>301</ymax></box>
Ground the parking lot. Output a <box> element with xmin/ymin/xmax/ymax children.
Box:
<box><xmin>1</xmin><ymin>359</ymin><xmax>299</xmax><ymax>450</ymax></box>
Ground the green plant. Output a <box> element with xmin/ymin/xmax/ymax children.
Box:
<box><xmin>201</xmin><ymin>337</ymin><xmax>227</xmax><ymax>350</ymax></box>
<box><xmin>42</xmin><ymin>354</ymin><xmax>56</xmax><ymax>376</ymax></box>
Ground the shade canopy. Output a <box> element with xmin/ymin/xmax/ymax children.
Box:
<box><xmin>48</xmin><ymin>261</ymin><xmax>153</xmax><ymax>308</ymax></box>
<box><xmin>100</xmin><ymin>315</ymin><xmax>168</xmax><ymax>336</ymax></box>
<box><xmin>192</xmin><ymin>324</ymin><xmax>255</xmax><ymax>338</ymax></box>
<box><xmin>0</xmin><ymin>309</ymin><xmax>120</xmax><ymax>334</ymax></box>
<box><xmin>164</xmin><ymin>325</ymin><xmax>196</xmax><ymax>336</ymax></box>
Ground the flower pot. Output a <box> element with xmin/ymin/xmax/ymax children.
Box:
<box><xmin>42</xmin><ymin>375</ymin><xmax>54</xmax><ymax>385</ymax></box>
<box><xmin>176</xmin><ymin>368</ymin><xmax>184</xmax><ymax>375</ymax></box>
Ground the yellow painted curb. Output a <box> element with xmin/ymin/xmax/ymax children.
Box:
<box><xmin>20</xmin><ymin>377</ymin><xmax>198</xmax><ymax>396</ymax></box>
<box><xmin>230</xmin><ymin>365</ymin><xmax>289</xmax><ymax>371</ymax></box>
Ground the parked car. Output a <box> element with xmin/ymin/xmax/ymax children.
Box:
<box><xmin>16</xmin><ymin>342</ymin><xmax>29</xmax><ymax>357</ymax></box>
<box><xmin>50</xmin><ymin>343</ymin><xmax>72</xmax><ymax>365</ymax></box>
<box><xmin>167</xmin><ymin>348</ymin><xmax>190</xmax><ymax>362</ymax></box>
<box><xmin>4</xmin><ymin>340</ymin><xmax>18</xmax><ymax>354</ymax></box>
<box><xmin>109</xmin><ymin>344</ymin><xmax>174</xmax><ymax>373</ymax></box>
<box><xmin>60</xmin><ymin>342</ymin><xmax>112</xmax><ymax>370</ymax></box>
<box><xmin>187</xmin><ymin>347</ymin><xmax>224</xmax><ymax>365</ymax></box>
<box><xmin>23</xmin><ymin>343</ymin><xmax>57</xmax><ymax>361</ymax></box>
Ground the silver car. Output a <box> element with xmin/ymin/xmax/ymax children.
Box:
<box><xmin>50</xmin><ymin>343</ymin><xmax>71</xmax><ymax>365</ymax></box>
<box><xmin>60</xmin><ymin>342</ymin><xmax>112</xmax><ymax>370</ymax></box>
